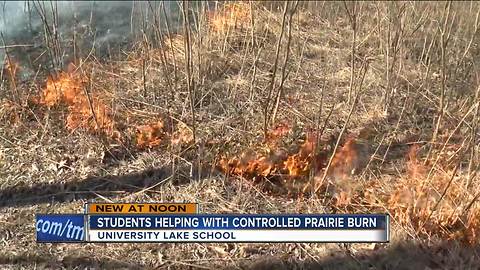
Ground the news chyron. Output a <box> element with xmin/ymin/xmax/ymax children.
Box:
<box><xmin>36</xmin><ymin>203</ymin><xmax>389</xmax><ymax>243</ymax></box>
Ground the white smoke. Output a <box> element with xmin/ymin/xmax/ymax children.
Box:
<box><xmin>0</xmin><ymin>1</ymin><xmax>180</xmax><ymax>69</ymax></box>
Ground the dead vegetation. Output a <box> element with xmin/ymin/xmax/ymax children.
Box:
<box><xmin>1</xmin><ymin>1</ymin><xmax>480</xmax><ymax>269</ymax></box>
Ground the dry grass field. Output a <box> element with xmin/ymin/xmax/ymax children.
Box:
<box><xmin>1</xmin><ymin>1</ymin><xmax>480</xmax><ymax>269</ymax></box>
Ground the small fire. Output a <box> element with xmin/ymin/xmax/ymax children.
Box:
<box><xmin>384</xmin><ymin>142</ymin><xmax>480</xmax><ymax>245</ymax></box>
<box><xmin>136</xmin><ymin>120</ymin><xmax>165</xmax><ymax>149</ymax></box>
<box><xmin>284</xmin><ymin>133</ymin><xmax>324</xmax><ymax>177</ymax></box>
<box><xmin>37</xmin><ymin>64</ymin><xmax>195</xmax><ymax>149</ymax></box>
<box><xmin>406</xmin><ymin>144</ymin><xmax>427</xmax><ymax>178</ymax></box>
<box><xmin>208</xmin><ymin>2</ymin><xmax>251</xmax><ymax>34</ymax></box>
<box><xmin>41</xmin><ymin>72</ymin><xmax>84</xmax><ymax>107</ymax></box>
<box><xmin>219</xmin><ymin>150</ymin><xmax>284</xmax><ymax>179</ymax></box>
<box><xmin>65</xmin><ymin>96</ymin><xmax>115</xmax><ymax>135</ymax></box>
<box><xmin>328</xmin><ymin>137</ymin><xmax>369</xmax><ymax>180</ymax></box>
<box><xmin>218</xmin><ymin>131</ymin><xmax>329</xmax><ymax>184</ymax></box>
<box><xmin>39</xmin><ymin>68</ymin><xmax>117</xmax><ymax>137</ymax></box>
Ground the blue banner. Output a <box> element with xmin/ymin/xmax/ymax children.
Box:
<box><xmin>36</xmin><ymin>214</ymin><xmax>85</xmax><ymax>242</ymax></box>
<box><xmin>89</xmin><ymin>214</ymin><xmax>388</xmax><ymax>230</ymax></box>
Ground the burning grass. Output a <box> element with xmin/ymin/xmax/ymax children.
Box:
<box><xmin>218</xmin><ymin>129</ymin><xmax>331</xmax><ymax>192</ymax></box>
<box><xmin>39</xmin><ymin>67</ymin><xmax>118</xmax><ymax>138</ymax></box>
<box><xmin>1</xmin><ymin>2</ymin><xmax>480</xmax><ymax>268</ymax></box>
<box><xmin>35</xmin><ymin>64</ymin><xmax>192</xmax><ymax>150</ymax></box>
<box><xmin>218</xmin><ymin>125</ymin><xmax>480</xmax><ymax>245</ymax></box>
<box><xmin>384</xmin><ymin>144</ymin><xmax>480</xmax><ymax>245</ymax></box>
<box><xmin>136</xmin><ymin>120</ymin><xmax>166</xmax><ymax>149</ymax></box>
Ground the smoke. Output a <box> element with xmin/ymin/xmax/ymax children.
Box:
<box><xmin>0</xmin><ymin>1</ymin><xmax>27</xmax><ymax>38</ymax></box>
<box><xmin>0</xmin><ymin>1</ymin><xmax>180</xmax><ymax>71</ymax></box>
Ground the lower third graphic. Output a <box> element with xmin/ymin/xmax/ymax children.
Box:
<box><xmin>36</xmin><ymin>214</ymin><xmax>85</xmax><ymax>242</ymax></box>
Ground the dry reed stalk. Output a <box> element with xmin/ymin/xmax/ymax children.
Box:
<box><xmin>422</xmin><ymin>100</ymin><xmax>478</xmax><ymax>190</ymax></box>
<box><xmin>263</xmin><ymin>1</ymin><xmax>288</xmax><ymax>141</ymax></box>
<box><xmin>181</xmin><ymin>1</ymin><xmax>197</xmax><ymax>146</ymax></box>
<box><xmin>427</xmin><ymin>1</ymin><xmax>454</xmax><ymax>163</ymax></box>
<box><xmin>271</xmin><ymin>0</ymin><xmax>299</xmax><ymax>125</ymax></box>
<box><xmin>0</xmin><ymin>34</ymin><xmax>20</xmax><ymax>103</ymax></box>
<box><xmin>343</xmin><ymin>1</ymin><xmax>357</xmax><ymax>104</ymax></box>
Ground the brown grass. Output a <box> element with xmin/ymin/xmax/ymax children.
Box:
<box><xmin>1</xmin><ymin>1</ymin><xmax>480</xmax><ymax>269</ymax></box>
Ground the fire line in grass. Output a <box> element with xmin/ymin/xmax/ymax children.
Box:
<box><xmin>217</xmin><ymin>123</ymin><xmax>375</xmax><ymax>192</ymax></box>
<box><xmin>218</xmin><ymin>127</ymin><xmax>329</xmax><ymax>183</ymax></box>
<box><xmin>37</xmin><ymin>64</ymin><xmax>193</xmax><ymax>149</ymax></box>
<box><xmin>39</xmin><ymin>65</ymin><xmax>118</xmax><ymax>139</ymax></box>
<box><xmin>219</xmin><ymin>127</ymin><xmax>480</xmax><ymax>245</ymax></box>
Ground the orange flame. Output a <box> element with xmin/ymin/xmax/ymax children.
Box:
<box><xmin>219</xmin><ymin>150</ymin><xmax>283</xmax><ymax>178</ymax></box>
<box><xmin>328</xmin><ymin>137</ymin><xmax>368</xmax><ymax>180</ymax></box>
<box><xmin>39</xmin><ymin>66</ymin><xmax>117</xmax><ymax>138</ymax></box>
<box><xmin>406</xmin><ymin>144</ymin><xmax>427</xmax><ymax>178</ymax></box>
<box><xmin>38</xmin><ymin>65</ymin><xmax>192</xmax><ymax>148</ymax></box>
<box><xmin>218</xmin><ymin>131</ymin><xmax>328</xmax><ymax>182</ymax></box>
<box><xmin>41</xmin><ymin>72</ymin><xmax>84</xmax><ymax>107</ymax></box>
<box><xmin>136</xmin><ymin>120</ymin><xmax>165</xmax><ymax>148</ymax></box>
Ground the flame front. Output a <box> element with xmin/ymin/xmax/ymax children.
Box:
<box><xmin>219</xmin><ymin>131</ymin><xmax>329</xmax><ymax>181</ymax></box>
<box><xmin>36</xmin><ymin>65</ymin><xmax>196</xmax><ymax>149</ymax></box>
<box><xmin>40</xmin><ymin>70</ymin><xmax>117</xmax><ymax>137</ymax></box>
